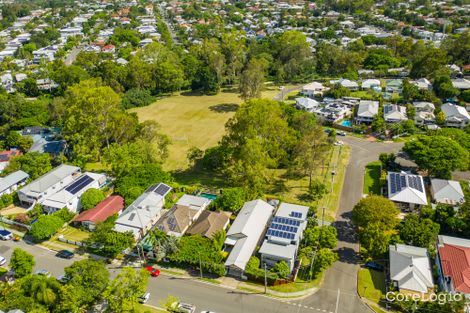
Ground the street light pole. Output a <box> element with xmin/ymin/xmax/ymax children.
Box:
<box><xmin>264</xmin><ymin>263</ymin><xmax>267</xmax><ymax>294</ymax></box>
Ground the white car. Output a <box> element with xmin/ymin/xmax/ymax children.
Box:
<box><xmin>0</xmin><ymin>256</ymin><xmax>6</xmax><ymax>266</ymax></box>
<box><xmin>178</xmin><ymin>303</ymin><xmax>196</xmax><ymax>313</ymax></box>
<box><xmin>334</xmin><ymin>141</ymin><xmax>344</xmax><ymax>146</ymax></box>
<box><xmin>34</xmin><ymin>269</ymin><xmax>51</xmax><ymax>277</ymax></box>
<box><xmin>138</xmin><ymin>292</ymin><xmax>150</xmax><ymax>304</ymax></box>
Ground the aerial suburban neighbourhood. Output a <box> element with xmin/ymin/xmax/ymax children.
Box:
<box><xmin>0</xmin><ymin>0</ymin><xmax>469</xmax><ymax>313</ymax></box>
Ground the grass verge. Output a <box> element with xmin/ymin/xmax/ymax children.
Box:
<box><xmin>137</xmin><ymin>304</ymin><xmax>167</xmax><ymax>313</ymax></box>
<box><xmin>364</xmin><ymin>161</ymin><xmax>382</xmax><ymax>195</ymax></box>
<box><xmin>357</xmin><ymin>268</ymin><xmax>386</xmax><ymax>303</ymax></box>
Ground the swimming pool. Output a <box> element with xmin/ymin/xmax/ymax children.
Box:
<box><xmin>339</xmin><ymin>120</ymin><xmax>352</xmax><ymax>127</ymax></box>
<box><xmin>200</xmin><ymin>192</ymin><xmax>218</xmax><ymax>200</ymax></box>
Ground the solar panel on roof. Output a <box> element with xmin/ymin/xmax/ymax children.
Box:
<box><xmin>154</xmin><ymin>183</ymin><xmax>171</xmax><ymax>196</ymax></box>
<box><xmin>129</xmin><ymin>213</ymin><xmax>136</xmax><ymax>221</ymax></box>
<box><xmin>65</xmin><ymin>175</ymin><xmax>93</xmax><ymax>195</ymax></box>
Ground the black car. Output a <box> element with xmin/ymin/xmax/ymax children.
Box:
<box><xmin>364</xmin><ymin>261</ymin><xmax>384</xmax><ymax>272</ymax></box>
<box><xmin>56</xmin><ymin>250</ymin><xmax>74</xmax><ymax>259</ymax></box>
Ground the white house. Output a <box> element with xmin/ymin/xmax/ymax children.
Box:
<box><xmin>259</xmin><ymin>203</ymin><xmax>309</xmax><ymax>272</ymax></box>
<box><xmin>413</xmin><ymin>102</ymin><xmax>435</xmax><ymax>126</ymax></box>
<box><xmin>387</xmin><ymin>171</ymin><xmax>427</xmax><ymax>210</ymax></box>
<box><xmin>431</xmin><ymin>179</ymin><xmax>465</xmax><ymax>206</ymax></box>
<box><xmin>384</xmin><ymin>104</ymin><xmax>407</xmax><ymax>123</ymax></box>
<box><xmin>18</xmin><ymin>164</ymin><xmax>81</xmax><ymax>208</ymax></box>
<box><xmin>356</xmin><ymin>100</ymin><xmax>379</xmax><ymax>124</ymax></box>
<box><xmin>451</xmin><ymin>78</ymin><xmax>470</xmax><ymax>90</ymax></box>
<box><xmin>0</xmin><ymin>170</ymin><xmax>29</xmax><ymax>197</ymax></box>
<box><xmin>295</xmin><ymin>97</ymin><xmax>320</xmax><ymax>112</ymax></box>
<box><xmin>224</xmin><ymin>200</ymin><xmax>275</xmax><ymax>277</ymax></box>
<box><xmin>41</xmin><ymin>172</ymin><xmax>107</xmax><ymax>214</ymax></box>
<box><xmin>301</xmin><ymin>82</ymin><xmax>327</xmax><ymax>97</ymax></box>
<box><xmin>361</xmin><ymin>79</ymin><xmax>381</xmax><ymax>91</ymax></box>
<box><xmin>441</xmin><ymin>103</ymin><xmax>470</xmax><ymax>129</ymax></box>
<box><xmin>411</xmin><ymin>78</ymin><xmax>432</xmax><ymax>91</ymax></box>
<box><xmin>389</xmin><ymin>244</ymin><xmax>434</xmax><ymax>298</ymax></box>
<box><xmin>330</xmin><ymin>78</ymin><xmax>359</xmax><ymax>90</ymax></box>
<box><xmin>114</xmin><ymin>183</ymin><xmax>172</xmax><ymax>240</ymax></box>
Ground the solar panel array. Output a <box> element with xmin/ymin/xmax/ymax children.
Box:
<box><xmin>65</xmin><ymin>175</ymin><xmax>93</xmax><ymax>195</ymax></box>
<box><xmin>407</xmin><ymin>176</ymin><xmax>423</xmax><ymax>192</ymax></box>
<box><xmin>147</xmin><ymin>183</ymin><xmax>171</xmax><ymax>196</ymax></box>
<box><xmin>273</xmin><ymin>216</ymin><xmax>301</xmax><ymax>226</ymax></box>
<box><xmin>390</xmin><ymin>173</ymin><xmax>423</xmax><ymax>194</ymax></box>
<box><xmin>291</xmin><ymin>211</ymin><xmax>302</xmax><ymax>218</ymax></box>
<box><xmin>270</xmin><ymin>223</ymin><xmax>298</xmax><ymax>233</ymax></box>
<box><xmin>167</xmin><ymin>216</ymin><xmax>177</xmax><ymax>231</ymax></box>
<box><xmin>266</xmin><ymin>229</ymin><xmax>295</xmax><ymax>240</ymax></box>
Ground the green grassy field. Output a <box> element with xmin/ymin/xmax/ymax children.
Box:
<box><xmin>357</xmin><ymin>268</ymin><xmax>386</xmax><ymax>303</ymax></box>
<box><xmin>364</xmin><ymin>161</ymin><xmax>382</xmax><ymax>195</ymax></box>
<box><xmin>130</xmin><ymin>86</ymin><xmax>289</xmax><ymax>171</ymax></box>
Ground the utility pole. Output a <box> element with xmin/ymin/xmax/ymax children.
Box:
<box><xmin>264</xmin><ymin>263</ymin><xmax>267</xmax><ymax>294</ymax></box>
<box><xmin>309</xmin><ymin>250</ymin><xmax>316</xmax><ymax>281</ymax></box>
<box><xmin>199</xmin><ymin>253</ymin><xmax>203</xmax><ymax>278</ymax></box>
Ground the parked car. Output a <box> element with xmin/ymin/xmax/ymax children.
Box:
<box><xmin>364</xmin><ymin>261</ymin><xmax>384</xmax><ymax>272</ymax></box>
<box><xmin>178</xmin><ymin>303</ymin><xmax>196</xmax><ymax>313</ymax></box>
<box><xmin>0</xmin><ymin>230</ymin><xmax>13</xmax><ymax>240</ymax></box>
<box><xmin>34</xmin><ymin>269</ymin><xmax>51</xmax><ymax>277</ymax></box>
<box><xmin>334</xmin><ymin>141</ymin><xmax>344</xmax><ymax>146</ymax></box>
<box><xmin>200</xmin><ymin>311</ymin><xmax>217</xmax><ymax>313</ymax></box>
<box><xmin>56</xmin><ymin>250</ymin><xmax>74</xmax><ymax>259</ymax></box>
<box><xmin>138</xmin><ymin>292</ymin><xmax>150</xmax><ymax>304</ymax></box>
<box><xmin>337</xmin><ymin>131</ymin><xmax>346</xmax><ymax>136</ymax></box>
<box><xmin>57</xmin><ymin>275</ymin><xmax>70</xmax><ymax>283</ymax></box>
<box><xmin>145</xmin><ymin>266</ymin><xmax>161</xmax><ymax>277</ymax></box>
<box><xmin>0</xmin><ymin>255</ymin><xmax>6</xmax><ymax>266</ymax></box>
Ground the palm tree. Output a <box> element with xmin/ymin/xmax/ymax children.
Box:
<box><xmin>27</xmin><ymin>275</ymin><xmax>61</xmax><ymax>308</ymax></box>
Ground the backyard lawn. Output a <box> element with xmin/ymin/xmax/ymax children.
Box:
<box><xmin>130</xmin><ymin>85</ymin><xmax>288</xmax><ymax>171</ymax></box>
<box><xmin>364</xmin><ymin>161</ymin><xmax>382</xmax><ymax>195</ymax></box>
<box><xmin>357</xmin><ymin>268</ymin><xmax>386</xmax><ymax>303</ymax></box>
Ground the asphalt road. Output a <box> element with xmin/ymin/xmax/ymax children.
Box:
<box><xmin>0</xmin><ymin>136</ymin><xmax>404</xmax><ymax>313</ymax></box>
<box><xmin>64</xmin><ymin>46</ymin><xmax>81</xmax><ymax>66</ymax></box>
<box><xmin>300</xmin><ymin>136</ymin><xmax>403</xmax><ymax>313</ymax></box>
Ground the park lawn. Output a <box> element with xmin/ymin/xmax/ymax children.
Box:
<box><xmin>130</xmin><ymin>85</ymin><xmax>290</xmax><ymax>171</ymax></box>
<box><xmin>364</xmin><ymin>161</ymin><xmax>382</xmax><ymax>195</ymax></box>
<box><xmin>357</xmin><ymin>269</ymin><xmax>386</xmax><ymax>303</ymax></box>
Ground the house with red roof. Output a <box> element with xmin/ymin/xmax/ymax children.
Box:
<box><xmin>0</xmin><ymin>149</ymin><xmax>22</xmax><ymax>172</ymax></box>
<box><xmin>436</xmin><ymin>235</ymin><xmax>470</xmax><ymax>303</ymax></box>
<box><xmin>102</xmin><ymin>44</ymin><xmax>116</xmax><ymax>53</ymax></box>
<box><xmin>74</xmin><ymin>195</ymin><xmax>124</xmax><ymax>230</ymax></box>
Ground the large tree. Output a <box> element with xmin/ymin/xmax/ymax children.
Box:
<box><xmin>64</xmin><ymin>259</ymin><xmax>110</xmax><ymax>307</ymax></box>
<box><xmin>29</xmin><ymin>214</ymin><xmax>64</xmax><ymax>240</ymax></box>
<box><xmin>239</xmin><ymin>58</ymin><xmax>266</xmax><ymax>101</ymax></box>
<box><xmin>303</xmin><ymin>226</ymin><xmax>338</xmax><ymax>249</ymax></box>
<box><xmin>9</xmin><ymin>248</ymin><xmax>35</xmax><ymax>278</ymax></box>
<box><xmin>3</xmin><ymin>152</ymin><xmax>51</xmax><ymax>180</ymax></box>
<box><xmin>61</xmin><ymin>79</ymin><xmax>139</xmax><ymax>162</ymax></box>
<box><xmin>104</xmin><ymin>267</ymin><xmax>149</xmax><ymax>313</ymax></box>
<box><xmin>352</xmin><ymin>195</ymin><xmax>400</xmax><ymax>230</ymax></box>
<box><xmin>80</xmin><ymin>188</ymin><xmax>106</xmax><ymax>210</ymax></box>
<box><xmin>399</xmin><ymin>214</ymin><xmax>440</xmax><ymax>250</ymax></box>
<box><xmin>403</xmin><ymin>135</ymin><xmax>469</xmax><ymax>178</ymax></box>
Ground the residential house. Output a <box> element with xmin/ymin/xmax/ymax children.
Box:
<box><xmin>259</xmin><ymin>203</ymin><xmax>309</xmax><ymax>272</ymax></box>
<box><xmin>0</xmin><ymin>170</ymin><xmax>29</xmax><ymax>197</ymax></box>
<box><xmin>436</xmin><ymin>235</ymin><xmax>470</xmax><ymax>307</ymax></box>
<box><xmin>355</xmin><ymin>100</ymin><xmax>379</xmax><ymax>124</ymax></box>
<box><xmin>301</xmin><ymin>82</ymin><xmax>327</xmax><ymax>97</ymax></box>
<box><xmin>0</xmin><ymin>150</ymin><xmax>22</xmax><ymax>172</ymax></box>
<box><xmin>361</xmin><ymin>79</ymin><xmax>381</xmax><ymax>91</ymax></box>
<box><xmin>385</xmin><ymin>79</ymin><xmax>403</xmax><ymax>93</ymax></box>
<box><xmin>114</xmin><ymin>183</ymin><xmax>172</xmax><ymax>240</ymax></box>
<box><xmin>431</xmin><ymin>179</ymin><xmax>465</xmax><ymax>206</ymax></box>
<box><xmin>187</xmin><ymin>210</ymin><xmax>232</xmax><ymax>239</ymax></box>
<box><xmin>224</xmin><ymin>199</ymin><xmax>275</xmax><ymax>277</ymax></box>
<box><xmin>384</xmin><ymin>104</ymin><xmax>407</xmax><ymax>123</ymax></box>
<box><xmin>387</xmin><ymin>171</ymin><xmax>427</xmax><ymax>210</ymax></box>
<box><xmin>102</xmin><ymin>45</ymin><xmax>116</xmax><ymax>53</ymax></box>
<box><xmin>314</xmin><ymin>103</ymin><xmax>351</xmax><ymax>123</ymax></box>
<box><xmin>156</xmin><ymin>195</ymin><xmax>210</xmax><ymax>237</ymax></box>
<box><xmin>389</xmin><ymin>244</ymin><xmax>434</xmax><ymax>299</ymax></box>
<box><xmin>41</xmin><ymin>172</ymin><xmax>107</xmax><ymax>214</ymax></box>
<box><xmin>413</xmin><ymin>102</ymin><xmax>436</xmax><ymax>126</ymax></box>
<box><xmin>18</xmin><ymin>164</ymin><xmax>81</xmax><ymax>208</ymax></box>
<box><xmin>36</xmin><ymin>78</ymin><xmax>59</xmax><ymax>91</ymax></box>
<box><xmin>451</xmin><ymin>78</ymin><xmax>470</xmax><ymax>90</ymax></box>
<box><xmin>295</xmin><ymin>97</ymin><xmax>320</xmax><ymax>112</ymax></box>
<box><xmin>330</xmin><ymin>79</ymin><xmax>359</xmax><ymax>90</ymax></box>
<box><xmin>411</xmin><ymin>78</ymin><xmax>432</xmax><ymax>91</ymax></box>
<box><xmin>441</xmin><ymin>103</ymin><xmax>470</xmax><ymax>129</ymax></box>
<box><xmin>74</xmin><ymin>195</ymin><xmax>125</xmax><ymax>230</ymax></box>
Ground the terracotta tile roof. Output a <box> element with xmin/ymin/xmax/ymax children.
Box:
<box><xmin>439</xmin><ymin>244</ymin><xmax>470</xmax><ymax>293</ymax></box>
<box><xmin>74</xmin><ymin>195</ymin><xmax>124</xmax><ymax>224</ymax></box>
<box><xmin>0</xmin><ymin>150</ymin><xmax>22</xmax><ymax>162</ymax></box>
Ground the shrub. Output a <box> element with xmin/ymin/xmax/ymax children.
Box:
<box><xmin>52</xmin><ymin>208</ymin><xmax>76</xmax><ymax>222</ymax></box>
<box><xmin>121</xmin><ymin>88</ymin><xmax>154</xmax><ymax>109</ymax></box>
<box><xmin>80</xmin><ymin>188</ymin><xmax>106</xmax><ymax>210</ymax></box>
<box><xmin>29</xmin><ymin>214</ymin><xmax>64</xmax><ymax>240</ymax></box>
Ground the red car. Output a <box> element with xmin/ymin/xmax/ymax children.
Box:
<box><xmin>145</xmin><ymin>266</ymin><xmax>161</xmax><ymax>277</ymax></box>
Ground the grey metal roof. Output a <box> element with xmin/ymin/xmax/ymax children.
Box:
<box><xmin>431</xmin><ymin>179</ymin><xmax>465</xmax><ymax>205</ymax></box>
<box><xmin>0</xmin><ymin>170</ymin><xmax>29</xmax><ymax>193</ymax></box>
<box><xmin>357</xmin><ymin>100</ymin><xmax>379</xmax><ymax>118</ymax></box>
<box><xmin>20</xmin><ymin>164</ymin><xmax>80</xmax><ymax>194</ymax></box>
<box><xmin>176</xmin><ymin>194</ymin><xmax>211</xmax><ymax>210</ymax></box>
